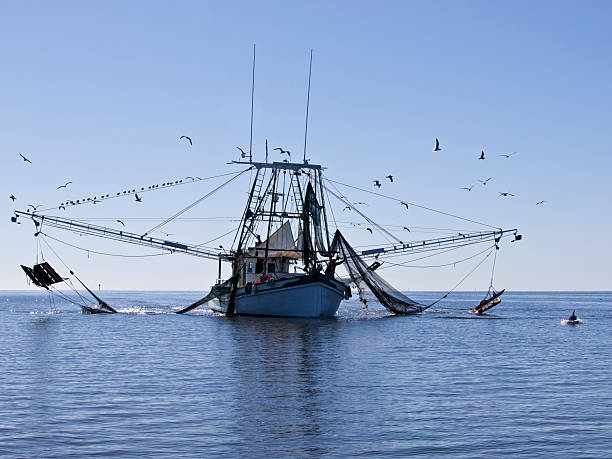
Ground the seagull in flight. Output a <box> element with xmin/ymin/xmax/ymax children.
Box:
<box><xmin>135</xmin><ymin>194</ymin><xmax>142</xmax><ymax>202</ymax></box>
<box><xmin>9</xmin><ymin>194</ymin><xmax>16</xmax><ymax>201</ymax></box>
<box><xmin>19</xmin><ymin>153</ymin><xmax>32</xmax><ymax>164</ymax></box>
<box><xmin>386</xmin><ymin>175</ymin><xmax>394</xmax><ymax>182</ymax></box>
<box><xmin>27</xmin><ymin>204</ymin><xmax>41</xmax><ymax>212</ymax></box>
<box><xmin>478</xmin><ymin>150</ymin><xmax>485</xmax><ymax>160</ymax></box>
<box><xmin>116</xmin><ymin>220</ymin><xmax>126</xmax><ymax>226</ymax></box>
<box><xmin>400</xmin><ymin>201</ymin><xmax>409</xmax><ymax>210</ymax></box>
<box><xmin>274</xmin><ymin>147</ymin><xmax>291</xmax><ymax>157</ymax></box>
<box><xmin>402</xmin><ymin>226</ymin><xmax>411</xmax><ymax>232</ymax></box>
<box><xmin>478</xmin><ymin>178</ymin><xmax>492</xmax><ymax>185</ymax></box>
<box><xmin>353</xmin><ymin>202</ymin><xmax>368</xmax><ymax>206</ymax></box>
<box><xmin>56</xmin><ymin>181</ymin><xmax>72</xmax><ymax>189</ymax></box>
<box><xmin>180</xmin><ymin>136</ymin><xmax>192</xmax><ymax>146</ymax></box>
<box><xmin>236</xmin><ymin>147</ymin><xmax>248</xmax><ymax>158</ymax></box>
<box><xmin>433</xmin><ymin>138</ymin><xmax>441</xmax><ymax>151</ymax></box>
<box><xmin>59</xmin><ymin>205</ymin><xmax>66</xmax><ymax>211</ymax></box>
<box><xmin>536</xmin><ymin>200</ymin><xmax>546</xmax><ymax>205</ymax></box>
<box><xmin>373</xmin><ymin>180</ymin><xmax>381</xmax><ymax>188</ymax></box>
<box><xmin>461</xmin><ymin>184</ymin><xmax>476</xmax><ymax>191</ymax></box>
<box><xmin>499</xmin><ymin>152</ymin><xmax>517</xmax><ymax>158</ymax></box>
<box><xmin>366</xmin><ymin>227</ymin><xmax>373</xmax><ymax>234</ymax></box>
<box><xmin>343</xmin><ymin>206</ymin><xmax>351</xmax><ymax>211</ymax></box>
<box><xmin>499</xmin><ymin>192</ymin><xmax>515</xmax><ymax>197</ymax></box>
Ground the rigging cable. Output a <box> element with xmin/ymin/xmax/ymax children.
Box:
<box><xmin>144</xmin><ymin>167</ymin><xmax>253</xmax><ymax>236</ymax></box>
<box><xmin>38</xmin><ymin>236</ymin><xmax>95</xmax><ymax>306</ymax></box>
<box><xmin>323</xmin><ymin>176</ymin><xmax>401</xmax><ymax>246</ymax></box>
<box><xmin>427</xmin><ymin>249</ymin><xmax>495</xmax><ymax>308</ymax></box>
<box><xmin>39</xmin><ymin>232</ymin><xmax>172</xmax><ymax>258</ymax></box>
<box><xmin>193</xmin><ymin>225</ymin><xmax>240</xmax><ymax>248</ymax></box>
<box><xmin>39</xmin><ymin>170</ymin><xmax>245</xmax><ymax>213</ymax></box>
<box><xmin>380</xmin><ymin>244</ymin><xmax>495</xmax><ymax>269</ymax></box>
<box><xmin>489</xmin><ymin>248</ymin><xmax>498</xmax><ymax>292</ymax></box>
<box><xmin>325</xmin><ymin>177</ymin><xmax>500</xmax><ymax>230</ymax></box>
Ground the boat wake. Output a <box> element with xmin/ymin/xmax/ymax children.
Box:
<box><xmin>562</xmin><ymin>318</ymin><xmax>584</xmax><ymax>325</ymax></box>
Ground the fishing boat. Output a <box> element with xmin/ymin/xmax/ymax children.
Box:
<box><xmin>13</xmin><ymin>49</ymin><xmax>521</xmax><ymax>317</ymax></box>
<box><xmin>15</xmin><ymin>155</ymin><xmax>521</xmax><ymax>318</ymax></box>
<box><xmin>563</xmin><ymin>310</ymin><xmax>583</xmax><ymax>325</ymax></box>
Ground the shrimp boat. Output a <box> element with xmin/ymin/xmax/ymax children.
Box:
<box><xmin>15</xmin><ymin>156</ymin><xmax>520</xmax><ymax>317</ymax></box>
<box><xmin>197</xmin><ymin>160</ymin><xmax>350</xmax><ymax>317</ymax></box>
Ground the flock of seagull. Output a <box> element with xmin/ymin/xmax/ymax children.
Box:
<box><xmin>9</xmin><ymin>136</ymin><xmax>204</xmax><ymax>223</ymax></box>
<box><xmin>9</xmin><ymin>136</ymin><xmax>546</xmax><ymax>234</ymax></box>
<box><xmin>369</xmin><ymin>138</ymin><xmax>545</xmax><ymax>205</ymax></box>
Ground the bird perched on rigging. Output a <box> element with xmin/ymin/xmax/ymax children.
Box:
<box><xmin>19</xmin><ymin>153</ymin><xmax>32</xmax><ymax>164</ymax></box>
<box><xmin>236</xmin><ymin>147</ymin><xmax>248</xmax><ymax>158</ymax></box>
<box><xmin>135</xmin><ymin>194</ymin><xmax>142</xmax><ymax>202</ymax></box>
<box><xmin>433</xmin><ymin>138</ymin><xmax>441</xmax><ymax>151</ymax></box>
<box><xmin>478</xmin><ymin>178</ymin><xmax>492</xmax><ymax>185</ymax></box>
<box><xmin>56</xmin><ymin>181</ymin><xmax>72</xmax><ymax>189</ymax></box>
<box><xmin>499</xmin><ymin>152</ymin><xmax>517</xmax><ymax>158</ymax></box>
<box><xmin>478</xmin><ymin>151</ymin><xmax>485</xmax><ymax>160</ymax></box>
<box><xmin>180</xmin><ymin>136</ymin><xmax>192</xmax><ymax>146</ymax></box>
<box><xmin>9</xmin><ymin>194</ymin><xmax>16</xmax><ymax>201</ymax></box>
<box><xmin>116</xmin><ymin>220</ymin><xmax>125</xmax><ymax>226</ymax></box>
<box><xmin>400</xmin><ymin>201</ymin><xmax>409</xmax><ymax>210</ymax></box>
<box><xmin>386</xmin><ymin>175</ymin><xmax>394</xmax><ymax>182</ymax></box>
<box><xmin>373</xmin><ymin>180</ymin><xmax>381</xmax><ymax>188</ymax></box>
<box><xmin>274</xmin><ymin>147</ymin><xmax>291</xmax><ymax>157</ymax></box>
<box><xmin>499</xmin><ymin>192</ymin><xmax>515</xmax><ymax>197</ymax></box>
<box><xmin>461</xmin><ymin>184</ymin><xmax>475</xmax><ymax>191</ymax></box>
<box><xmin>536</xmin><ymin>200</ymin><xmax>546</xmax><ymax>205</ymax></box>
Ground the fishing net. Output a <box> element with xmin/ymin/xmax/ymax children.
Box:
<box><xmin>175</xmin><ymin>271</ymin><xmax>239</xmax><ymax>314</ymax></box>
<box><xmin>330</xmin><ymin>230</ymin><xmax>428</xmax><ymax>314</ymax></box>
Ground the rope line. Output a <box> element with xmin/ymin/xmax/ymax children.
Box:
<box><xmin>144</xmin><ymin>167</ymin><xmax>252</xmax><ymax>236</ymax></box>
<box><xmin>40</xmin><ymin>232</ymin><xmax>172</xmax><ymax>258</ymax></box>
<box><xmin>381</xmin><ymin>244</ymin><xmax>494</xmax><ymax>269</ymax></box>
<box><xmin>427</xmin><ymin>249</ymin><xmax>494</xmax><ymax>308</ymax></box>
<box><xmin>39</xmin><ymin>170</ymin><xmax>244</xmax><ymax>212</ymax></box>
<box><xmin>326</xmin><ymin>177</ymin><xmax>500</xmax><ymax>230</ymax></box>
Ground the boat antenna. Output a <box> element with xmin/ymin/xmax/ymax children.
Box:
<box><xmin>249</xmin><ymin>43</ymin><xmax>256</xmax><ymax>164</ymax></box>
<box><xmin>265</xmin><ymin>138</ymin><xmax>269</xmax><ymax>163</ymax></box>
<box><xmin>303</xmin><ymin>49</ymin><xmax>313</xmax><ymax>164</ymax></box>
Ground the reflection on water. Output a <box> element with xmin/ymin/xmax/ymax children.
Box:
<box><xmin>0</xmin><ymin>291</ymin><xmax>611</xmax><ymax>457</ymax></box>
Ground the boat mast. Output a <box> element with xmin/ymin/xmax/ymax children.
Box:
<box><xmin>303</xmin><ymin>49</ymin><xmax>313</xmax><ymax>164</ymax></box>
<box><xmin>263</xmin><ymin>167</ymin><xmax>279</xmax><ymax>274</ymax></box>
<box><xmin>249</xmin><ymin>44</ymin><xmax>256</xmax><ymax>164</ymax></box>
<box><xmin>317</xmin><ymin>169</ymin><xmax>332</xmax><ymax>260</ymax></box>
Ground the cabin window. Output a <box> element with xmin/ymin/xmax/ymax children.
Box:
<box><xmin>268</xmin><ymin>263</ymin><xmax>276</xmax><ymax>273</ymax></box>
<box><xmin>255</xmin><ymin>260</ymin><xmax>264</xmax><ymax>274</ymax></box>
<box><xmin>247</xmin><ymin>263</ymin><xmax>253</xmax><ymax>273</ymax></box>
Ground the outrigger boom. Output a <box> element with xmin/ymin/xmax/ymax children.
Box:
<box><xmin>16</xmin><ymin>211</ymin><xmax>517</xmax><ymax>262</ymax></box>
<box><xmin>15</xmin><ymin>211</ymin><xmax>230</xmax><ymax>261</ymax></box>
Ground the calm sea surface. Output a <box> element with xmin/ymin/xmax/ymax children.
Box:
<box><xmin>1</xmin><ymin>291</ymin><xmax>610</xmax><ymax>458</ymax></box>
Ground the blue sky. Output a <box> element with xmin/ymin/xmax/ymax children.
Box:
<box><xmin>2</xmin><ymin>1</ymin><xmax>611</xmax><ymax>291</ymax></box>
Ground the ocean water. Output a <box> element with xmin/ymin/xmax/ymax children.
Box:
<box><xmin>1</xmin><ymin>290</ymin><xmax>610</xmax><ymax>458</ymax></box>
